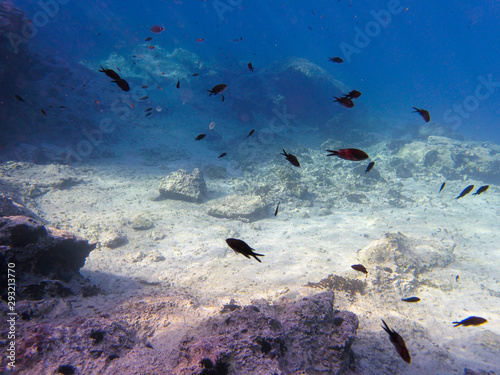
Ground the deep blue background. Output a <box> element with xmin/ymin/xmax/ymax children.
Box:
<box><xmin>12</xmin><ymin>0</ymin><xmax>500</xmax><ymax>142</ymax></box>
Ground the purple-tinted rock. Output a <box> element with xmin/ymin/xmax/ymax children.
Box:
<box><xmin>173</xmin><ymin>291</ymin><xmax>358</xmax><ymax>374</ymax></box>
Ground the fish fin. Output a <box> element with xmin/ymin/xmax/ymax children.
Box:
<box><xmin>207</xmin><ymin>89</ymin><xmax>213</xmax><ymax>96</ymax></box>
<box><xmin>412</xmin><ymin>107</ymin><xmax>420</xmax><ymax>112</ymax></box>
<box><xmin>326</xmin><ymin>150</ymin><xmax>338</xmax><ymax>156</ymax></box>
<box><xmin>221</xmin><ymin>94</ymin><xmax>225</xmax><ymax>102</ymax></box>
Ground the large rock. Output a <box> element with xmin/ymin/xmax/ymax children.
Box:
<box><xmin>207</xmin><ymin>194</ymin><xmax>267</xmax><ymax>222</ymax></box>
<box><xmin>173</xmin><ymin>291</ymin><xmax>358</xmax><ymax>374</ymax></box>
<box><xmin>158</xmin><ymin>168</ymin><xmax>207</xmax><ymax>203</ymax></box>
<box><xmin>394</xmin><ymin>136</ymin><xmax>500</xmax><ymax>183</ymax></box>
<box><xmin>357</xmin><ymin>232</ymin><xmax>456</xmax><ymax>293</ymax></box>
<box><xmin>0</xmin><ymin>216</ymin><xmax>97</xmax><ymax>300</ymax></box>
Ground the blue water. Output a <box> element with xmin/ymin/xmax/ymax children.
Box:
<box><xmin>4</xmin><ymin>0</ymin><xmax>499</xmax><ymax>145</ymax></box>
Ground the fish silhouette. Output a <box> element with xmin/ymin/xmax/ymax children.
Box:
<box><xmin>381</xmin><ymin>320</ymin><xmax>411</xmax><ymax>364</ymax></box>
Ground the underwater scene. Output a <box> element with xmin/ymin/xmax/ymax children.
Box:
<box><xmin>0</xmin><ymin>0</ymin><xmax>499</xmax><ymax>374</ymax></box>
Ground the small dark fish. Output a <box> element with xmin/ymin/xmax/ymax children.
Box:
<box><xmin>40</xmin><ymin>109</ymin><xmax>47</xmax><ymax>116</ymax></box>
<box><xmin>472</xmin><ymin>185</ymin><xmax>489</xmax><ymax>196</ymax></box>
<box><xmin>345</xmin><ymin>90</ymin><xmax>361</xmax><ymax>99</ymax></box>
<box><xmin>140</xmin><ymin>96</ymin><xmax>149</xmax><ymax>100</ymax></box>
<box><xmin>226</xmin><ymin>238</ymin><xmax>264</xmax><ymax>262</ymax></box>
<box><xmin>439</xmin><ymin>182</ymin><xmax>446</xmax><ymax>193</ymax></box>
<box><xmin>413</xmin><ymin>107</ymin><xmax>430</xmax><ymax>122</ymax></box>
<box><xmin>151</xmin><ymin>25</ymin><xmax>164</xmax><ymax>34</ymax></box>
<box><xmin>59</xmin><ymin>106</ymin><xmax>66</xmax><ymax>109</ymax></box>
<box><xmin>456</xmin><ymin>185</ymin><xmax>474</xmax><ymax>199</ymax></box>
<box><xmin>145</xmin><ymin>37</ymin><xmax>152</xmax><ymax>41</ymax></box>
<box><xmin>327</xmin><ymin>148</ymin><xmax>369</xmax><ymax>161</ymax></box>
<box><xmin>329</xmin><ymin>57</ymin><xmax>344</xmax><ymax>63</ymax></box>
<box><xmin>453</xmin><ymin>316</ymin><xmax>487</xmax><ymax>327</ymax></box>
<box><xmin>99</xmin><ymin>65</ymin><xmax>121</xmax><ymax>80</ymax></box>
<box><xmin>334</xmin><ymin>96</ymin><xmax>354</xmax><ymax>108</ymax></box>
<box><xmin>176</xmin><ymin>78</ymin><xmax>180</xmax><ymax>89</ymax></box>
<box><xmin>247</xmin><ymin>129</ymin><xmax>255</xmax><ymax>137</ymax></box>
<box><xmin>401</xmin><ymin>297</ymin><xmax>420</xmax><ymax>303</ymax></box>
<box><xmin>112</xmin><ymin>79</ymin><xmax>130</xmax><ymax>92</ymax></box>
<box><xmin>281</xmin><ymin>149</ymin><xmax>300</xmax><ymax>167</ymax></box>
<box><xmin>195</xmin><ymin>134</ymin><xmax>206</xmax><ymax>141</ymax></box>
<box><xmin>142</xmin><ymin>85</ymin><xmax>149</xmax><ymax>88</ymax></box>
<box><xmin>456</xmin><ymin>275</ymin><xmax>460</xmax><ymax>282</ymax></box>
<box><xmin>207</xmin><ymin>84</ymin><xmax>227</xmax><ymax>102</ymax></box>
<box><xmin>351</xmin><ymin>264</ymin><xmax>368</xmax><ymax>274</ymax></box>
<box><xmin>145</xmin><ymin>107</ymin><xmax>153</xmax><ymax>112</ymax></box>
<box><xmin>381</xmin><ymin>320</ymin><xmax>411</xmax><ymax>364</ymax></box>
<box><xmin>14</xmin><ymin>94</ymin><xmax>25</xmax><ymax>102</ymax></box>
<box><xmin>274</xmin><ymin>202</ymin><xmax>280</xmax><ymax>216</ymax></box>
<box><xmin>365</xmin><ymin>161</ymin><xmax>375</xmax><ymax>174</ymax></box>
<box><xmin>192</xmin><ymin>73</ymin><xmax>199</xmax><ymax>76</ymax></box>
<box><xmin>248</xmin><ymin>62</ymin><xmax>254</xmax><ymax>72</ymax></box>
<box><xmin>218</xmin><ymin>152</ymin><xmax>227</xmax><ymax>158</ymax></box>
<box><xmin>145</xmin><ymin>112</ymin><xmax>152</xmax><ymax>117</ymax></box>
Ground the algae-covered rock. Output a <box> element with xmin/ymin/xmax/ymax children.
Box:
<box><xmin>159</xmin><ymin>168</ymin><xmax>207</xmax><ymax>203</ymax></box>
<box><xmin>207</xmin><ymin>194</ymin><xmax>267</xmax><ymax>222</ymax></box>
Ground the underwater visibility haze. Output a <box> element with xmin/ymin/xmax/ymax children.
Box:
<box><xmin>0</xmin><ymin>0</ymin><xmax>499</xmax><ymax>374</ymax></box>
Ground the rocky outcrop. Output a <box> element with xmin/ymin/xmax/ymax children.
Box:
<box><xmin>392</xmin><ymin>136</ymin><xmax>500</xmax><ymax>183</ymax></box>
<box><xmin>207</xmin><ymin>194</ymin><xmax>267</xmax><ymax>222</ymax></box>
<box><xmin>158</xmin><ymin>168</ymin><xmax>207</xmax><ymax>203</ymax></box>
<box><xmin>173</xmin><ymin>291</ymin><xmax>358</xmax><ymax>374</ymax></box>
<box><xmin>0</xmin><ymin>291</ymin><xmax>358</xmax><ymax>375</ymax></box>
<box><xmin>357</xmin><ymin>232</ymin><xmax>456</xmax><ymax>293</ymax></box>
<box><xmin>0</xmin><ymin>215</ymin><xmax>97</xmax><ymax>300</ymax></box>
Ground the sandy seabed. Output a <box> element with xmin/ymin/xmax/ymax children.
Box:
<box><xmin>1</xmin><ymin>138</ymin><xmax>499</xmax><ymax>374</ymax></box>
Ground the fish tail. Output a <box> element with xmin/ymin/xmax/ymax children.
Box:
<box><xmin>326</xmin><ymin>150</ymin><xmax>338</xmax><ymax>156</ymax></box>
<box><xmin>381</xmin><ymin>319</ymin><xmax>391</xmax><ymax>333</ymax></box>
<box><xmin>452</xmin><ymin>322</ymin><xmax>461</xmax><ymax>327</ymax></box>
<box><xmin>207</xmin><ymin>89</ymin><xmax>213</xmax><ymax>96</ymax></box>
<box><xmin>252</xmin><ymin>253</ymin><xmax>264</xmax><ymax>262</ymax></box>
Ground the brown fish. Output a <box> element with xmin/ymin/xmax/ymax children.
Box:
<box><xmin>207</xmin><ymin>84</ymin><xmax>227</xmax><ymax>102</ymax></box>
<box><xmin>351</xmin><ymin>264</ymin><xmax>368</xmax><ymax>274</ymax></box>
<box><xmin>248</xmin><ymin>62</ymin><xmax>254</xmax><ymax>72</ymax></box>
<box><xmin>412</xmin><ymin>107</ymin><xmax>430</xmax><ymax>122</ymax></box>
<box><xmin>195</xmin><ymin>134</ymin><xmax>206</xmax><ymax>141</ymax></box>
<box><xmin>334</xmin><ymin>96</ymin><xmax>354</xmax><ymax>108</ymax></box>
<box><xmin>381</xmin><ymin>320</ymin><xmax>411</xmax><ymax>364</ymax></box>
<box><xmin>225</xmin><ymin>238</ymin><xmax>264</xmax><ymax>262</ymax></box>
<box><xmin>218</xmin><ymin>152</ymin><xmax>227</xmax><ymax>158</ymax></box>
<box><xmin>40</xmin><ymin>109</ymin><xmax>47</xmax><ymax>116</ymax></box>
<box><xmin>345</xmin><ymin>90</ymin><xmax>361</xmax><ymax>99</ymax></box>
<box><xmin>281</xmin><ymin>149</ymin><xmax>300</xmax><ymax>167</ymax></box>
<box><xmin>14</xmin><ymin>94</ymin><xmax>25</xmax><ymax>102</ymax></box>
<box><xmin>247</xmin><ymin>129</ymin><xmax>255</xmax><ymax>137</ymax></box>
<box><xmin>453</xmin><ymin>316</ymin><xmax>487</xmax><ymax>327</ymax></box>
<box><xmin>326</xmin><ymin>148</ymin><xmax>369</xmax><ymax>161</ymax></box>
<box><xmin>329</xmin><ymin>57</ymin><xmax>344</xmax><ymax>63</ymax></box>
